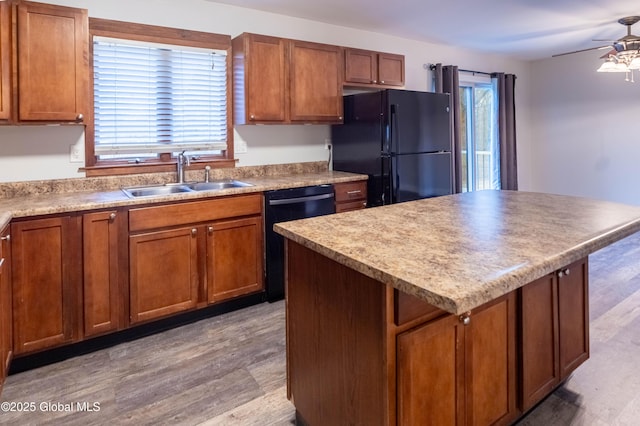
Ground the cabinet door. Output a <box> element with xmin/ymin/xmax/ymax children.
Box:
<box><xmin>466</xmin><ymin>293</ymin><xmax>518</xmax><ymax>426</ymax></box>
<box><xmin>378</xmin><ymin>53</ymin><xmax>405</xmax><ymax>87</ymax></box>
<box><xmin>289</xmin><ymin>40</ymin><xmax>343</xmax><ymax>122</ymax></box>
<box><xmin>11</xmin><ymin>216</ymin><xmax>81</xmax><ymax>355</ymax></box>
<box><xmin>129</xmin><ymin>227</ymin><xmax>199</xmax><ymax>324</ymax></box>
<box><xmin>17</xmin><ymin>2</ymin><xmax>88</xmax><ymax>121</ymax></box>
<box><xmin>0</xmin><ymin>1</ymin><xmax>10</xmax><ymax>120</ymax></box>
<box><xmin>1</xmin><ymin>226</ymin><xmax>12</xmax><ymax>381</ymax></box>
<box><xmin>207</xmin><ymin>216</ymin><xmax>263</xmax><ymax>303</ymax></box>
<box><xmin>520</xmin><ymin>273</ymin><xmax>560</xmax><ymax>410</ymax></box>
<box><xmin>244</xmin><ymin>34</ymin><xmax>287</xmax><ymax>123</ymax></box>
<box><xmin>83</xmin><ymin>210</ymin><xmax>121</xmax><ymax>337</ymax></box>
<box><xmin>558</xmin><ymin>259</ymin><xmax>589</xmax><ymax>378</ymax></box>
<box><xmin>344</xmin><ymin>48</ymin><xmax>377</xmax><ymax>84</ymax></box>
<box><xmin>397</xmin><ymin>314</ymin><xmax>465</xmax><ymax>426</ymax></box>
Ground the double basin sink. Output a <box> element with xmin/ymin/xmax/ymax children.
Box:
<box><xmin>122</xmin><ymin>180</ymin><xmax>253</xmax><ymax>198</ymax></box>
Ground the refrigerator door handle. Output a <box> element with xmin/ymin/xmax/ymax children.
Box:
<box><xmin>389</xmin><ymin>104</ymin><xmax>398</xmax><ymax>154</ymax></box>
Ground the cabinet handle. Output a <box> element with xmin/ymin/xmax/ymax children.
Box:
<box><xmin>459</xmin><ymin>313</ymin><xmax>471</xmax><ymax>325</ymax></box>
<box><xmin>76</xmin><ymin>113</ymin><xmax>84</xmax><ymax>122</ymax></box>
<box><xmin>558</xmin><ymin>268</ymin><xmax>571</xmax><ymax>278</ymax></box>
<box><xmin>191</xmin><ymin>228</ymin><xmax>197</xmax><ymax>236</ymax></box>
<box><xmin>109</xmin><ymin>212</ymin><xmax>116</xmax><ymax>221</ymax></box>
<box><xmin>208</xmin><ymin>226</ymin><xmax>214</xmax><ymax>234</ymax></box>
<box><xmin>0</xmin><ymin>235</ymin><xmax>9</xmax><ymax>242</ymax></box>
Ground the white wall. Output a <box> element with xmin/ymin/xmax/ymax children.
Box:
<box><xmin>530</xmin><ymin>51</ymin><xmax>640</xmax><ymax>205</ymax></box>
<box><xmin>0</xmin><ymin>0</ymin><xmax>532</xmax><ymax>185</ymax></box>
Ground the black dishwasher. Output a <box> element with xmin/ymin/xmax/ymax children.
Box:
<box><xmin>264</xmin><ymin>184</ymin><xmax>335</xmax><ymax>301</ymax></box>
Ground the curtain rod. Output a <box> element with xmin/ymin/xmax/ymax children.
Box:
<box><xmin>427</xmin><ymin>64</ymin><xmax>493</xmax><ymax>76</ymax></box>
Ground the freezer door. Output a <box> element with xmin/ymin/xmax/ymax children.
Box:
<box><xmin>386</xmin><ymin>90</ymin><xmax>451</xmax><ymax>154</ymax></box>
<box><xmin>391</xmin><ymin>152</ymin><xmax>453</xmax><ymax>203</ymax></box>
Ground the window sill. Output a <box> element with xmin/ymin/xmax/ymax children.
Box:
<box><xmin>82</xmin><ymin>158</ymin><xmax>237</xmax><ymax>177</ymax></box>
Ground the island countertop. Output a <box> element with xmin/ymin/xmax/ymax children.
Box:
<box><xmin>274</xmin><ymin>190</ymin><xmax>640</xmax><ymax>314</ymax></box>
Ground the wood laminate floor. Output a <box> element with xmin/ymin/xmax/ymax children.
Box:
<box><xmin>1</xmin><ymin>232</ymin><xmax>640</xmax><ymax>425</ymax></box>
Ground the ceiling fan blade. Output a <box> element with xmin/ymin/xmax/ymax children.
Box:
<box><xmin>552</xmin><ymin>45</ymin><xmax>610</xmax><ymax>57</ymax></box>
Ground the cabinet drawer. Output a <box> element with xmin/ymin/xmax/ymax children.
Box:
<box><xmin>129</xmin><ymin>194</ymin><xmax>262</xmax><ymax>232</ymax></box>
<box><xmin>395</xmin><ymin>289</ymin><xmax>444</xmax><ymax>326</ymax></box>
<box><xmin>335</xmin><ymin>200</ymin><xmax>367</xmax><ymax>213</ymax></box>
<box><xmin>334</xmin><ymin>181</ymin><xmax>367</xmax><ymax>202</ymax></box>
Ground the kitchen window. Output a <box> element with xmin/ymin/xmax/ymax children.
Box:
<box><xmin>86</xmin><ymin>19</ymin><xmax>234</xmax><ymax>176</ymax></box>
<box><xmin>459</xmin><ymin>77</ymin><xmax>499</xmax><ymax>192</ymax></box>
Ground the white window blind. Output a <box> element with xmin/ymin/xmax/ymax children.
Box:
<box><xmin>93</xmin><ymin>37</ymin><xmax>228</xmax><ymax>157</ymax></box>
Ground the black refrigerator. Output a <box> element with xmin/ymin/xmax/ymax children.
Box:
<box><xmin>331</xmin><ymin>89</ymin><xmax>453</xmax><ymax>206</ymax></box>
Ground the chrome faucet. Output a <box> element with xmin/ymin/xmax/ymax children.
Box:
<box><xmin>177</xmin><ymin>151</ymin><xmax>190</xmax><ymax>183</ymax></box>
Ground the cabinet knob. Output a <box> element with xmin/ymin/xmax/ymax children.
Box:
<box><xmin>208</xmin><ymin>226</ymin><xmax>214</xmax><ymax>234</ymax></box>
<box><xmin>250</xmin><ymin>114</ymin><xmax>255</xmax><ymax>120</ymax></box>
<box><xmin>109</xmin><ymin>212</ymin><xmax>116</xmax><ymax>221</ymax></box>
<box><xmin>460</xmin><ymin>313</ymin><xmax>471</xmax><ymax>325</ymax></box>
<box><xmin>191</xmin><ymin>228</ymin><xmax>197</xmax><ymax>236</ymax></box>
<box><xmin>0</xmin><ymin>235</ymin><xmax>9</xmax><ymax>242</ymax></box>
<box><xmin>380</xmin><ymin>80</ymin><xmax>385</xmax><ymax>84</ymax></box>
<box><xmin>565</xmin><ymin>268</ymin><xmax>570</xmax><ymax>276</ymax></box>
<box><xmin>362</xmin><ymin>202</ymin><xmax>367</xmax><ymax>207</ymax></box>
<box><xmin>372</xmin><ymin>80</ymin><xmax>377</xmax><ymax>83</ymax></box>
<box><xmin>558</xmin><ymin>268</ymin><xmax>571</xmax><ymax>278</ymax></box>
<box><xmin>76</xmin><ymin>113</ymin><xmax>84</xmax><ymax>122</ymax></box>
<box><xmin>338</xmin><ymin>116</ymin><xmax>343</xmax><ymax>120</ymax></box>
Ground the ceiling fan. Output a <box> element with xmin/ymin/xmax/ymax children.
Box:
<box><xmin>552</xmin><ymin>15</ymin><xmax>640</xmax><ymax>57</ymax></box>
<box><xmin>553</xmin><ymin>16</ymin><xmax>640</xmax><ymax>81</ymax></box>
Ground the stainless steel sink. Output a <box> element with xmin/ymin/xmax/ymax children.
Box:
<box><xmin>122</xmin><ymin>180</ymin><xmax>253</xmax><ymax>198</ymax></box>
<box><xmin>187</xmin><ymin>180</ymin><xmax>253</xmax><ymax>191</ymax></box>
<box><xmin>122</xmin><ymin>183</ymin><xmax>194</xmax><ymax>198</ymax></box>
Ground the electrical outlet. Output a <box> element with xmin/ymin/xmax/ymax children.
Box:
<box><xmin>324</xmin><ymin>139</ymin><xmax>332</xmax><ymax>150</ymax></box>
<box><xmin>69</xmin><ymin>144</ymin><xmax>83</xmax><ymax>163</ymax></box>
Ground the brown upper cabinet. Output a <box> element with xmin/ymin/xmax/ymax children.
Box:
<box><xmin>0</xmin><ymin>1</ymin><xmax>88</xmax><ymax>123</ymax></box>
<box><xmin>233</xmin><ymin>33</ymin><xmax>343</xmax><ymax>124</ymax></box>
<box><xmin>344</xmin><ymin>48</ymin><xmax>404</xmax><ymax>87</ymax></box>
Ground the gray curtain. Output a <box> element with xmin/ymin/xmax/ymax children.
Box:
<box><xmin>493</xmin><ymin>73</ymin><xmax>518</xmax><ymax>190</ymax></box>
<box><xmin>433</xmin><ymin>64</ymin><xmax>462</xmax><ymax>193</ymax></box>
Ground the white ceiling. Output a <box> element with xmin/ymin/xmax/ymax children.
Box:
<box><xmin>207</xmin><ymin>0</ymin><xmax>640</xmax><ymax>60</ymax></box>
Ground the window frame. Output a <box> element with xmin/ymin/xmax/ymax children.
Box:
<box><xmin>85</xmin><ymin>18</ymin><xmax>234</xmax><ymax>177</ymax></box>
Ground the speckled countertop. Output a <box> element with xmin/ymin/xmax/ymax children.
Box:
<box><xmin>0</xmin><ymin>162</ymin><xmax>366</xmax><ymax>230</ymax></box>
<box><xmin>274</xmin><ymin>190</ymin><xmax>640</xmax><ymax>315</ymax></box>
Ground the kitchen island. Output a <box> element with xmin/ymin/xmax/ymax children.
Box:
<box><xmin>274</xmin><ymin>190</ymin><xmax>640</xmax><ymax>425</ymax></box>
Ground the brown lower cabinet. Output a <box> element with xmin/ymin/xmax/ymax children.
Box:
<box><xmin>286</xmin><ymin>240</ymin><xmax>589</xmax><ymax>425</ymax></box>
<box><xmin>11</xmin><ymin>215</ymin><xmax>82</xmax><ymax>355</ymax></box>
<box><xmin>334</xmin><ymin>180</ymin><xmax>367</xmax><ymax>213</ymax></box>
<box><xmin>128</xmin><ymin>194</ymin><xmax>264</xmax><ymax>324</ymax></box>
<box><xmin>1</xmin><ymin>224</ymin><xmax>12</xmax><ymax>388</ymax></box>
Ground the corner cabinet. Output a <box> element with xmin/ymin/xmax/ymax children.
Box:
<box><xmin>520</xmin><ymin>258</ymin><xmax>589</xmax><ymax>411</ymax></box>
<box><xmin>0</xmin><ymin>225</ymin><xmax>12</xmax><ymax>388</ymax></box>
<box><xmin>0</xmin><ymin>1</ymin><xmax>10</xmax><ymax>121</ymax></box>
<box><xmin>128</xmin><ymin>194</ymin><xmax>264</xmax><ymax>324</ymax></box>
<box><xmin>11</xmin><ymin>215</ymin><xmax>82</xmax><ymax>355</ymax></box>
<box><xmin>344</xmin><ymin>48</ymin><xmax>404</xmax><ymax>87</ymax></box>
<box><xmin>0</xmin><ymin>1</ymin><xmax>88</xmax><ymax>123</ymax></box>
<box><xmin>233</xmin><ymin>33</ymin><xmax>343</xmax><ymax>124</ymax></box>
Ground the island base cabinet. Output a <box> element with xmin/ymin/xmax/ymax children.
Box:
<box><xmin>286</xmin><ymin>240</ymin><xmax>518</xmax><ymax>426</ymax></box>
<box><xmin>11</xmin><ymin>216</ymin><xmax>82</xmax><ymax>355</ymax></box>
<box><xmin>520</xmin><ymin>258</ymin><xmax>589</xmax><ymax>411</ymax></box>
<box><xmin>397</xmin><ymin>293</ymin><xmax>518</xmax><ymax>426</ymax></box>
<box><xmin>129</xmin><ymin>227</ymin><xmax>199</xmax><ymax>324</ymax></box>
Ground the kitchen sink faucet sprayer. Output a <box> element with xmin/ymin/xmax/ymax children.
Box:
<box><xmin>177</xmin><ymin>151</ymin><xmax>190</xmax><ymax>183</ymax></box>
